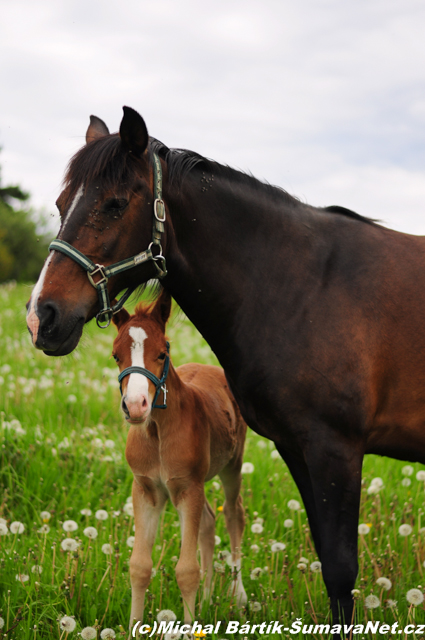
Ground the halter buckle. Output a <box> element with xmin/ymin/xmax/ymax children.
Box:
<box><xmin>88</xmin><ymin>264</ymin><xmax>108</xmax><ymax>288</ymax></box>
<box><xmin>154</xmin><ymin>199</ymin><xmax>166</xmax><ymax>222</ymax></box>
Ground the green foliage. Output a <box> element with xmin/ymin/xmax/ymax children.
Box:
<box><xmin>0</xmin><ymin>155</ymin><xmax>52</xmax><ymax>283</ymax></box>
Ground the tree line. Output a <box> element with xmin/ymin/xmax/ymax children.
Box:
<box><xmin>0</xmin><ymin>153</ymin><xmax>52</xmax><ymax>283</ymax></box>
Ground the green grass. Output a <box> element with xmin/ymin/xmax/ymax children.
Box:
<box><xmin>0</xmin><ymin>283</ymin><xmax>425</xmax><ymax>638</ymax></box>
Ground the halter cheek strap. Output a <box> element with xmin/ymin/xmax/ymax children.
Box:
<box><xmin>48</xmin><ymin>153</ymin><xmax>167</xmax><ymax>328</ymax></box>
<box><xmin>118</xmin><ymin>342</ymin><xmax>170</xmax><ymax>409</ymax></box>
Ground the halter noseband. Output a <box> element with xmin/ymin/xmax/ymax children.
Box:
<box><xmin>118</xmin><ymin>341</ymin><xmax>170</xmax><ymax>410</ymax></box>
<box><xmin>48</xmin><ymin>153</ymin><xmax>167</xmax><ymax>328</ymax></box>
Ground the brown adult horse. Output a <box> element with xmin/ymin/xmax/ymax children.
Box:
<box><xmin>112</xmin><ymin>291</ymin><xmax>247</xmax><ymax>626</ymax></box>
<box><xmin>26</xmin><ymin>106</ymin><xmax>425</xmax><ymax>626</ymax></box>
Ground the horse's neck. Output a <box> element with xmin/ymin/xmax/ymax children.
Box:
<box><xmin>151</xmin><ymin>361</ymin><xmax>185</xmax><ymax>433</ymax></box>
<box><xmin>163</xmin><ymin>172</ymin><xmax>311</xmax><ymax>367</ymax></box>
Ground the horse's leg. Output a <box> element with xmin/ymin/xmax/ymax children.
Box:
<box><xmin>198</xmin><ymin>499</ymin><xmax>216</xmax><ymax>605</ymax></box>
<box><xmin>275</xmin><ymin>445</ymin><xmax>322</xmax><ymax>558</ymax></box>
<box><xmin>171</xmin><ymin>484</ymin><xmax>205</xmax><ymax>623</ymax></box>
<box><xmin>305</xmin><ymin>433</ymin><xmax>363</xmax><ymax>630</ymax></box>
<box><xmin>130</xmin><ymin>478</ymin><xmax>167</xmax><ymax>631</ymax></box>
<box><xmin>219</xmin><ymin>462</ymin><xmax>247</xmax><ymax>608</ymax></box>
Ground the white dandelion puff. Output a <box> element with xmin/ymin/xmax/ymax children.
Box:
<box><xmin>40</xmin><ymin>511</ymin><xmax>51</xmax><ymax>522</ymax></box>
<box><xmin>406</xmin><ymin>588</ymin><xmax>424</xmax><ymax>605</ymax></box>
<box><xmin>401</xmin><ymin>478</ymin><xmax>412</xmax><ymax>487</ymax></box>
<box><xmin>81</xmin><ymin>628</ymin><xmax>97</xmax><ymax>640</ymax></box>
<box><xmin>358</xmin><ymin>524</ymin><xmax>371</xmax><ymax>535</ymax></box>
<box><xmin>250</xmin><ymin>601</ymin><xmax>262</xmax><ymax>611</ymax></box>
<box><xmin>416</xmin><ymin>470</ymin><xmax>425</xmax><ymax>481</ymax></box>
<box><xmin>83</xmin><ymin>527</ymin><xmax>98</xmax><ymax>540</ymax></box>
<box><xmin>123</xmin><ymin>502</ymin><xmax>134</xmax><ymax>516</ymax></box>
<box><xmin>365</xmin><ymin>595</ymin><xmax>381</xmax><ymax>609</ymax></box>
<box><xmin>402</xmin><ymin>465</ymin><xmax>414</xmax><ymax>476</ymax></box>
<box><xmin>61</xmin><ymin>538</ymin><xmax>79</xmax><ymax>552</ymax></box>
<box><xmin>310</xmin><ymin>561</ymin><xmax>322</xmax><ymax>573</ymax></box>
<box><xmin>376</xmin><ymin>577</ymin><xmax>392</xmax><ymax>591</ymax></box>
<box><xmin>398</xmin><ymin>524</ymin><xmax>413</xmax><ymax>537</ymax></box>
<box><xmin>10</xmin><ymin>521</ymin><xmax>25</xmax><ymax>534</ymax></box>
<box><xmin>283</xmin><ymin>519</ymin><xmax>294</xmax><ymax>528</ymax></box>
<box><xmin>297</xmin><ymin>562</ymin><xmax>307</xmax><ymax>572</ymax></box>
<box><xmin>0</xmin><ymin>523</ymin><xmax>8</xmax><ymax>536</ymax></box>
<box><xmin>241</xmin><ymin>462</ymin><xmax>254</xmax><ymax>474</ymax></box>
<box><xmin>270</xmin><ymin>450</ymin><xmax>280</xmax><ymax>460</ymax></box>
<box><xmin>38</xmin><ymin>524</ymin><xmax>50</xmax><ymax>534</ymax></box>
<box><xmin>59</xmin><ymin>616</ymin><xmax>76</xmax><ymax>632</ymax></box>
<box><xmin>63</xmin><ymin>520</ymin><xmax>78</xmax><ymax>532</ymax></box>
<box><xmin>250</xmin><ymin>544</ymin><xmax>260</xmax><ymax>553</ymax></box>
<box><xmin>287</xmin><ymin>499</ymin><xmax>301</xmax><ymax>511</ymax></box>
<box><xmin>15</xmin><ymin>573</ymin><xmax>29</xmax><ymax>582</ymax></box>
<box><xmin>250</xmin><ymin>567</ymin><xmax>263</xmax><ymax>580</ymax></box>
<box><xmin>80</xmin><ymin>508</ymin><xmax>92</xmax><ymax>517</ymax></box>
<box><xmin>31</xmin><ymin>565</ymin><xmax>43</xmax><ymax>574</ymax></box>
<box><xmin>100</xmin><ymin>629</ymin><xmax>116</xmax><ymax>639</ymax></box>
<box><xmin>101</xmin><ymin>543</ymin><xmax>113</xmax><ymax>555</ymax></box>
<box><xmin>251</xmin><ymin>523</ymin><xmax>263</xmax><ymax>534</ymax></box>
<box><xmin>95</xmin><ymin>509</ymin><xmax>108</xmax><ymax>521</ymax></box>
<box><xmin>157</xmin><ymin>610</ymin><xmax>177</xmax><ymax>623</ymax></box>
<box><xmin>214</xmin><ymin>535</ymin><xmax>221</xmax><ymax>545</ymax></box>
<box><xmin>126</xmin><ymin>536</ymin><xmax>135</xmax><ymax>548</ymax></box>
<box><xmin>370</xmin><ymin>477</ymin><xmax>384</xmax><ymax>488</ymax></box>
<box><xmin>271</xmin><ymin>542</ymin><xmax>286</xmax><ymax>552</ymax></box>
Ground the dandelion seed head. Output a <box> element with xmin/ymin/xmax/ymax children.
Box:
<box><xmin>0</xmin><ymin>617</ymin><xmax>4</xmax><ymax>630</ymax></box>
<box><xmin>10</xmin><ymin>521</ymin><xmax>25</xmax><ymax>534</ymax></box>
<box><xmin>241</xmin><ymin>462</ymin><xmax>254</xmax><ymax>474</ymax></box>
<box><xmin>123</xmin><ymin>502</ymin><xmax>134</xmax><ymax>517</ymax></box>
<box><xmin>80</xmin><ymin>508</ymin><xmax>92</xmax><ymax>517</ymax></box>
<box><xmin>83</xmin><ymin>526</ymin><xmax>98</xmax><ymax>540</ymax></box>
<box><xmin>250</xmin><ymin>567</ymin><xmax>263</xmax><ymax>580</ymax></box>
<box><xmin>297</xmin><ymin>562</ymin><xmax>307</xmax><ymax>572</ymax></box>
<box><xmin>81</xmin><ymin>628</ymin><xmax>97</xmax><ymax>640</ymax></box>
<box><xmin>386</xmin><ymin>599</ymin><xmax>397</xmax><ymax>608</ymax></box>
<box><xmin>271</xmin><ymin>542</ymin><xmax>286</xmax><ymax>552</ymax></box>
<box><xmin>214</xmin><ymin>535</ymin><xmax>221</xmax><ymax>545</ymax></box>
<box><xmin>100</xmin><ymin>629</ymin><xmax>116</xmax><ymax>639</ymax></box>
<box><xmin>250</xmin><ymin>601</ymin><xmax>262</xmax><ymax>611</ymax></box>
<box><xmin>31</xmin><ymin>565</ymin><xmax>43</xmax><ymax>574</ymax></box>
<box><xmin>59</xmin><ymin>616</ymin><xmax>76</xmax><ymax>632</ymax></box>
<box><xmin>358</xmin><ymin>523</ymin><xmax>371</xmax><ymax>535</ymax></box>
<box><xmin>62</xmin><ymin>520</ymin><xmax>78</xmax><ymax>532</ymax></box>
<box><xmin>38</xmin><ymin>524</ymin><xmax>50</xmax><ymax>534</ymax></box>
<box><xmin>376</xmin><ymin>577</ymin><xmax>392</xmax><ymax>591</ymax></box>
<box><xmin>61</xmin><ymin>538</ymin><xmax>79</xmax><ymax>552</ymax></box>
<box><xmin>126</xmin><ymin>536</ymin><xmax>135</xmax><ymax>548</ymax></box>
<box><xmin>101</xmin><ymin>543</ymin><xmax>113</xmax><ymax>555</ymax></box>
<box><xmin>310</xmin><ymin>561</ymin><xmax>322</xmax><ymax>573</ymax></box>
<box><xmin>283</xmin><ymin>519</ymin><xmax>294</xmax><ymax>528</ymax></box>
<box><xmin>157</xmin><ymin>610</ymin><xmax>177</xmax><ymax>623</ymax></box>
<box><xmin>398</xmin><ymin>524</ymin><xmax>413</xmax><ymax>537</ymax></box>
<box><xmin>0</xmin><ymin>523</ymin><xmax>8</xmax><ymax>536</ymax></box>
<box><xmin>95</xmin><ymin>509</ymin><xmax>108</xmax><ymax>521</ymax></box>
<box><xmin>401</xmin><ymin>478</ymin><xmax>412</xmax><ymax>487</ymax></box>
<box><xmin>406</xmin><ymin>588</ymin><xmax>424</xmax><ymax>605</ymax></box>
<box><xmin>402</xmin><ymin>465</ymin><xmax>414</xmax><ymax>476</ymax></box>
<box><xmin>40</xmin><ymin>511</ymin><xmax>51</xmax><ymax>522</ymax></box>
<box><xmin>416</xmin><ymin>470</ymin><xmax>425</xmax><ymax>481</ymax></box>
<box><xmin>287</xmin><ymin>499</ymin><xmax>301</xmax><ymax>511</ymax></box>
<box><xmin>251</xmin><ymin>523</ymin><xmax>263</xmax><ymax>534</ymax></box>
<box><xmin>365</xmin><ymin>595</ymin><xmax>381</xmax><ymax>609</ymax></box>
<box><xmin>270</xmin><ymin>450</ymin><xmax>280</xmax><ymax>459</ymax></box>
<box><xmin>370</xmin><ymin>477</ymin><xmax>384</xmax><ymax>488</ymax></box>
<box><xmin>15</xmin><ymin>573</ymin><xmax>29</xmax><ymax>582</ymax></box>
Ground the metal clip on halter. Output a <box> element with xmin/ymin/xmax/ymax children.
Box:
<box><xmin>48</xmin><ymin>152</ymin><xmax>167</xmax><ymax>329</ymax></box>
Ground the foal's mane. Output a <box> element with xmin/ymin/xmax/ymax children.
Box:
<box><xmin>64</xmin><ymin>133</ymin><xmax>376</xmax><ymax>225</ymax></box>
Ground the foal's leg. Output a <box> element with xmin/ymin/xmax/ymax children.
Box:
<box><xmin>198</xmin><ymin>499</ymin><xmax>216</xmax><ymax>604</ymax></box>
<box><xmin>219</xmin><ymin>463</ymin><xmax>247</xmax><ymax>608</ymax></box>
<box><xmin>130</xmin><ymin>478</ymin><xmax>167</xmax><ymax>629</ymax></box>
<box><xmin>171</xmin><ymin>484</ymin><xmax>205</xmax><ymax>623</ymax></box>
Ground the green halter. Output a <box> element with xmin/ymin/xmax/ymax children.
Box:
<box><xmin>48</xmin><ymin>153</ymin><xmax>167</xmax><ymax>328</ymax></box>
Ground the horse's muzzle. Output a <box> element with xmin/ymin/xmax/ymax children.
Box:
<box><xmin>27</xmin><ymin>300</ymin><xmax>85</xmax><ymax>356</ymax></box>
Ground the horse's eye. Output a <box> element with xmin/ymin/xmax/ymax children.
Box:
<box><xmin>102</xmin><ymin>197</ymin><xmax>128</xmax><ymax>213</ymax></box>
<box><xmin>158</xmin><ymin>353</ymin><xmax>166</xmax><ymax>361</ymax></box>
<box><xmin>112</xmin><ymin>354</ymin><xmax>119</xmax><ymax>363</ymax></box>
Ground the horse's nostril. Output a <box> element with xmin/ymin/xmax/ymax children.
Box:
<box><xmin>38</xmin><ymin>302</ymin><xmax>59</xmax><ymax>336</ymax></box>
<box><xmin>121</xmin><ymin>396</ymin><xmax>130</xmax><ymax>417</ymax></box>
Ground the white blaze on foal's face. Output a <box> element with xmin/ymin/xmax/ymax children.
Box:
<box><xmin>126</xmin><ymin>326</ymin><xmax>150</xmax><ymax>407</ymax></box>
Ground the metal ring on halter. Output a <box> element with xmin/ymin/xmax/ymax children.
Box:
<box><xmin>88</xmin><ymin>264</ymin><xmax>108</xmax><ymax>288</ymax></box>
<box><xmin>154</xmin><ymin>198</ymin><xmax>166</xmax><ymax>222</ymax></box>
<box><xmin>96</xmin><ymin>308</ymin><xmax>113</xmax><ymax>329</ymax></box>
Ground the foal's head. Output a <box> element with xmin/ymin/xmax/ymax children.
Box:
<box><xmin>112</xmin><ymin>292</ymin><xmax>172</xmax><ymax>424</ymax></box>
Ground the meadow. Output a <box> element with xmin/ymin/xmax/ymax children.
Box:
<box><xmin>0</xmin><ymin>283</ymin><xmax>425</xmax><ymax>639</ymax></box>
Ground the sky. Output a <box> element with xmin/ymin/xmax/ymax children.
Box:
<box><xmin>1</xmin><ymin>0</ymin><xmax>425</xmax><ymax>234</ymax></box>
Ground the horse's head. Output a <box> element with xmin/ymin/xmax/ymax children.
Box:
<box><xmin>26</xmin><ymin>107</ymin><xmax>165</xmax><ymax>356</ymax></box>
<box><xmin>112</xmin><ymin>291</ymin><xmax>172</xmax><ymax>424</ymax></box>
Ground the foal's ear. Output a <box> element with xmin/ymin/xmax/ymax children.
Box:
<box><xmin>150</xmin><ymin>290</ymin><xmax>172</xmax><ymax>330</ymax></box>
<box><xmin>86</xmin><ymin>115</ymin><xmax>110</xmax><ymax>144</ymax></box>
<box><xmin>119</xmin><ymin>106</ymin><xmax>149</xmax><ymax>156</ymax></box>
<box><xmin>112</xmin><ymin>307</ymin><xmax>131</xmax><ymax>330</ymax></box>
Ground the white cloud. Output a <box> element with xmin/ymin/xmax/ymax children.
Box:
<box><xmin>0</xmin><ymin>0</ymin><xmax>425</xmax><ymax>235</ymax></box>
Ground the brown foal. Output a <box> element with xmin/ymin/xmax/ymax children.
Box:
<box><xmin>112</xmin><ymin>291</ymin><xmax>247</xmax><ymax>626</ymax></box>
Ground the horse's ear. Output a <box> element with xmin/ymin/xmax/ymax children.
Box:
<box><xmin>150</xmin><ymin>290</ymin><xmax>172</xmax><ymax>330</ymax></box>
<box><xmin>112</xmin><ymin>307</ymin><xmax>130</xmax><ymax>330</ymax></box>
<box><xmin>86</xmin><ymin>115</ymin><xmax>110</xmax><ymax>144</ymax></box>
<box><xmin>119</xmin><ymin>106</ymin><xmax>149</xmax><ymax>156</ymax></box>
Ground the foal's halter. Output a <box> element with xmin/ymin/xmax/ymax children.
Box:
<box><xmin>118</xmin><ymin>341</ymin><xmax>170</xmax><ymax>410</ymax></box>
<box><xmin>48</xmin><ymin>153</ymin><xmax>167</xmax><ymax>328</ymax></box>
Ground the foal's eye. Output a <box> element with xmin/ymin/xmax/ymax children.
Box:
<box><xmin>158</xmin><ymin>353</ymin><xmax>166</xmax><ymax>361</ymax></box>
<box><xmin>112</xmin><ymin>354</ymin><xmax>119</xmax><ymax>363</ymax></box>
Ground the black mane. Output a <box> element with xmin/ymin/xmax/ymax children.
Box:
<box><xmin>65</xmin><ymin>134</ymin><xmax>377</xmax><ymax>225</ymax></box>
